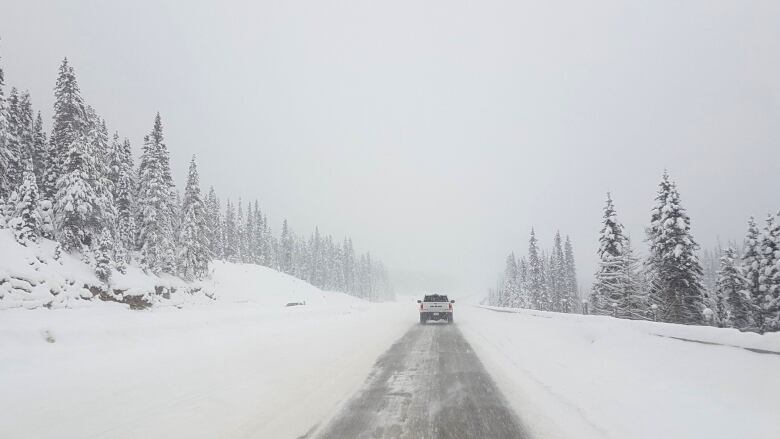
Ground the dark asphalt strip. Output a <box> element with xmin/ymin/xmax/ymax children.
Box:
<box><xmin>315</xmin><ymin>323</ymin><xmax>530</xmax><ymax>439</ymax></box>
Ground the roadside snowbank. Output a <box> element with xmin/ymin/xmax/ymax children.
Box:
<box><xmin>0</xmin><ymin>261</ymin><xmax>414</xmax><ymax>438</ymax></box>
<box><xmin>459</xmin><ymin>305</ymin><xmax>780</xmax><ymax>439</ymax></box>
<box><xmin>0</xmin><ymin>230</ymin><xmax>206</xmax><ymax>310</ymax></box>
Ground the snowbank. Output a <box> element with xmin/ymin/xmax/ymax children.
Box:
<box><xmin>459</xmin><ymin>305</ymin><xmax>780</xmax><ymax>439</ymax></box>
<box><xmin>0</xmin><ymin>259</ymin><xmax>414</xmax><ymax>438</ymax></box>
<box><xmin>0</xmin><ymin>230</ymin><xmax>206</xmax><ymax>310</ymax></box>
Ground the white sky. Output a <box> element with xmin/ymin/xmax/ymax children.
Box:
<box><xmin>2</xmin><ymin>0</ymin><xmax>779</xmax><ymax>293</ymax></box>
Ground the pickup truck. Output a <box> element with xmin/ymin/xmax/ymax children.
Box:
<box><xmin>417</xmin><ymin>294</ymin><xmax>455</xmax><ymax>324</ymax></box>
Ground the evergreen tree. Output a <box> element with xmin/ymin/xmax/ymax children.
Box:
<box><xmin>108</xmin><ymin>134</ymin><xmax>136</xmax><ymax>256</ymax></box>
<box><xmin>4</xmin><ymin>88</ymin><xmax>24</xmax><ymax>189</ymax></box>
<box><xmin>48</xmin><ymin>58</ymin><xmax>88</xmax><ymax>200</ymax></box>
<box><xmin>0</xmin><ymin>55</ymin><xmax>15</xmax><ymax>198</ymax></box>
<box><xmin>527</xmin><ymin>228</ymin><xmax>545</xmax><ymax>310</ymax></box>
<box><xmin>223</xmin><ymin>199</ymin><xmax>237</xmax><ymax>262</ymax></box>
<box><xmin>563</xmin><ymin>236</ymin><xmax>579</xmax><ymax>312</ymax></box>
<box><xmin>591</xmin><ymin>193</ymin><xmax>631</xmax><ymax>315</ymax></box>
<box><xmin>501</xmin><ymin>252</ymin><xmax>519</xmax><ymax>307</ymax></box>
<box><xmin>135</xmin><ymin>114</ymin><xmax>176</xmax><ymax>273</ymax></box>
<box><xmin>550</xmin><ymin>232</ymin><xmax>566</xmax><ymax>312</ymax></box>
<box><xmin>53</xmin><ymin>132</ymin><xmax>105</xmax><ymax>251</ymax></box>
<box><xmin>759</xmin><ymin>213</ymin><xmax>780</xmax><ymax>331</ymax></box>
<box><xmin>31</xmin><ymin>112</ymin><xmax>48</xmax><ymax>190</ymax></box>
<box><xmin>716</xmin><ymin>248</ymin><xmax>751</xmax><ymax>329</ymax></box>
<box><xmin>646</xmin><ymin>171</ymin><xmax>705</xmax><ymax>324</ymax></box>
<box><xmin>177</xmin><ymin>157</ymin><xmax>211</xmax><ymax>280</ymax></box>
<box><xmin>94</xmin><ymin>228</ymin><xmax>113</xmax><ymax>283</ymax></box>
<box><xmin>8</xmin><ymin>166</ymin><xmax>42</xmax><ymax>245</ymax></box>
<box><xmin>236</xmin><ymin>199</ymin><xmax>246</xmax><ymax>262</ymax></box>
<box><xmin>279</xmin><ymin>219</ymin><xmax>294</xmax><ymax>274</ymax></box>
<box><xmin>204</xmin><ymin>187</ymin><xmax>224</xmax><ymax>259</ymax></box>
<box><xmin>741</xmin><ymin>217</ymin><xmax>764</xmax><ymax>328</ymax></box>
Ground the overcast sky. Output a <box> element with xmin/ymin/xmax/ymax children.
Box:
<box><xmin>2</xmin><ymin>0</ymin><xmax>778</xmax><ymax>294</ymax></box>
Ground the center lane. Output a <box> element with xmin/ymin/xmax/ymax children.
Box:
<box><xmin>315</xmin><ymin>322</ymin><xmax>530</xmax><ymax>438</ymax></box>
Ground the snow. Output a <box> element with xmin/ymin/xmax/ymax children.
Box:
<box><xmin>0</xmin><ymin>260</ymin><xmax>413</xmax><ymax>438</ymax></box>
<box><xmin>460</xmin><ymin>305</ymin><xmax>780</xmax><ymax>439</ymax></box>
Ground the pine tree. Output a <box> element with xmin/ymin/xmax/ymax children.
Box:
<box><xmin>135</xmin><ymin>114</ymin><xmax>176</xmax><ymax>273</ymax></box>
<box><xmin>279</xmin><ymin>219</ymin><xmax>294</xmax><ymax>274</ymax></box>
<box><xmin>716</xmin><ymin>248</ymin><xmax>751</xmax><ymax>329</ymax></box>
<box><xmin>646</xmin><ymin>171</ymin><xmax>705</xmax><ymax>324</ymax></box>
<box><xmin>501</xmin><ymin>252</ymin><xmax>519</xmax><ymax>307</ymax></box>
<box><xmin>4</xmin><ymin>88</ymin><xmax>24</xmax><ymax>190</ymax></box>
<box><xmin>0</xmin><ymin>55</ymin><xmax>15</xmax><ymax>198</ymax></box>
<box><xmin>563</xmin><ymin>236</ymin><xmax>579</xmax><ymax>313</ymax></box>
<box><xmin>177</xmin><ymin>157</ymin><xmax>211</xmax><ymax>280</ymax></box>
<box><xmin>48</xmin><ymin>58</ymin><xmax>88</xmax><ymax>200</ymax></box>
<box><xmin>550</xmin><ymin>232</ymin><xmax>566</xmax><ymax>312</ymax></box>
<box><xmin>8</xmin><ymin>166</ymin><xmax>42</xmax><ymax>245</ymax></box>
<box><xmin>109</xmin><ymin>135</ymin><xmax>136</xmax><ymax>257</ymax></box>
<box><xmin>223</xmin><ymin>199</ymin><xmax>237</xmax><ymax>262</ymax></box>
<box><xmin>94</xmin><ymin>228</ymin><xmax>113</xmax><ymax>283</ymax></box>
<box><xmin>31</xmin><ymin>112</ymin><xmax>48</xmax><ymax>190</ymax></box>
<box><xmin>591</xmin><ymin>193</ymin><xmax>631</xmax><ymax>315</ymax></box>
<box><xmin>741</xmin><ymin>217</ymin><xmax>764</xmax><ymax>328</ymax></box>
<box><xmin>204</xmin><ymin>187</ymin><xmax>224</xmax><ymax>259</ymax></box>
<box><xmin>759</xmin><ymin>213</ymin><xmax>780</xmax><ymax>331</ymax></box>
<box><xmin>527</xmin><ymin>228</ymin><xmax>545</xmax><ymax>310</ymax></box>
<box><xmin>53</xmin><ymin>132</ymin><xmax>104</xmax><ymax>251</ymax></box>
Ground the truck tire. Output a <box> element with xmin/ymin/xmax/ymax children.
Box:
<box><xmin>420</xmin><ymin>314</ymin><xmax>426</xmax><ymax>324</ymax></box>
<box><xmin>448</xmin><ymin>314</ymin><xmax>454</xmax><ymax>324</ymax></box>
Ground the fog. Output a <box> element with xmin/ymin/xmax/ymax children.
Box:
<box><xmin>2</xmin><ymin>0</ymin><xmax>778</xmax><ymax>294</ymax></box>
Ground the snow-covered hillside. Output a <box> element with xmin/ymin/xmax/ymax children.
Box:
<box><xmin>0</xmin><ymin>254</ymin><xmax>413</xmax><ymax>438</ymax></box>
<box><xmin>0</xmin><ymin>230</ymin><xmax>207</xmax><ymax>310</ymax></box>
<box><xmin>459</xmin><ymin>305</ymin><xmax>780</xmax><ymax>439</ymax></box>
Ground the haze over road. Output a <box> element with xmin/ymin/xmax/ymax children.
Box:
<box><xmin>316</xmin><ymin>322</ymin><xmax>529</xmax><ymax>439</ymax></box>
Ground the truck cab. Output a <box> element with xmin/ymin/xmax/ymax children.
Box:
<box><xmin>417</xmin><ymin>294</ymin><xmax>455</xmax><ymax>324</ymax></box>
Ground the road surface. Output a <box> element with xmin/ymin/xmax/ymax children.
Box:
<box><xmin>315</xmin><ymin>322</ymin><xmax>530</xmax><ymax>439</ymax></box>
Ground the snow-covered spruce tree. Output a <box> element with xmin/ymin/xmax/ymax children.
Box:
<box><xmin>47</xmin><ymin>58</ymin><xmax>88</xmax><ymax>201</ymax></box>
<box><xmin>758</xmin><ymin>213</ymin><xmax>780</xmax><ymax>331</ymax></box>
<box><xmin>527</xmin><ymin>229</ymin><xmax>546</xmax><ymax>310</ymax></box>
<box><xmin>94</xmin><ymin>228</ymin><xmax>113</xmax><ymax>283</ymax></box>
<box><xmin>645</xmin><ymin>171</ymin><xmax>706</xmax><ymax>325</ymax></box>
<box><xmin>53</xmin><ymin>133</ymin><xmax>106</xmax><ymax>251</ymax></box>
<box><xmin>108</xmin><ymin>135</ymin><xmax>136</xmax><ymax>257</ymax></box>
<box><xmin>715</xmin><ymin>248</ymin><xmax>751</xmax><ymax>329</ymax></box>
<box><xmin>279</xmin><ymin>219</ymin><xmax>294</xmax><ymax>274</ymax></box>
<box><xmin>0</xmin><ymin>54</ymin><xmax>15</xmax><ymax>199</ymax></box>
<box><xmin>549</xmin><ymin>232</ymin><xmax>566</xmax><ymax>312</ymax></box>
<box><xmin>252</xmin><ymin>201</ymin><xmax>265</xmax><ymax>265</ymax></box>
<box><xmin>501</xmin><ymin>252</ymin><xmax>519</xmax><ymax>307</ymax></box>
<box><xmin>223</xmin><ymin>199</ymin><xmax>237</xmax><ymax>262</ymax></box>
<box><xmin>236</xmin><ymin>199</ymin><xmax>246</xmax><ymax>262</ymax></box>
<box><xmin>4</xmin><ymin>88</ymin><xmax>25</xmax><ymax>190</ymax></box>
<box><xmin>135</xmin><ymin>114</ymin><xmax>176</xmax><ymax>274</ymax></box>
<box><xmin>177</xmin><ymin>157</ymin><xmax>211</xmax><ymax>280</ymax></box>
<box><xmin>591</xmin><ymin>192</ymin><xmax>631</xmax><ymax>316</ymax></box>
<box><xmin>563</xmin><ymin>236</ymin><xmax>579</xmax><ymax>312</ymax></box>
<box><xmin>8</xmin><ymin>166</ymin><xmax>42</xmax><ymax>245</ymax></box>
<box><xmin>31</xmin><ymin>112</ymin><xmax>48</xmax><ymax>190</ymax></box>
<box><xmin>343</xmin><ymin>237</ymin><xmax>356</xmax><ymax>294</ymax></box>
<box><xmin>741</xmin><ymin>217</ymin><xmax>764</xmax><ymax>328</ymax></box>
<box><xmin>204</xmin><ymin>186</ymin><xmax>224</xmax><ymax>259</ymax></box>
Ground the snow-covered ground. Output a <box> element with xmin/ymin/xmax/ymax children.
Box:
<box><xmin>459</xmin><ymin>305</ymin><xmax>780</xmax><ymax>439</ymax></box>
<box><xmin>0</xmin><ymin>261</ymin><xmax>414</xmax><ymax>439</ymax></box>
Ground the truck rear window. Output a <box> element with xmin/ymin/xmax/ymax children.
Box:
<box><xmin>423</xmin><ymin>294</ymin><xmax>449</xmax><ymax>302</ymax></box>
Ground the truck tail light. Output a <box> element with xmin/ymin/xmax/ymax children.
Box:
<box><xmin>420</xmin><ymin>302</ymin><xmax>423</xmax><ymax>310</ymax></box>
<box><xmin>449</xmin><ymin>303</ymin><xmax>453</xmax><ymax>310</ymax></box>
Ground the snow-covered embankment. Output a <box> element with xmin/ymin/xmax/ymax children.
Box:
<box><xmin>0</xmin><ymin>258</ymin><xmax>413</xmax><ymax>438</ymax></box>
<box><xmin>458</xmin><ymin>305</ymin><xmax>780</xmax><ymax>439</ymax></box>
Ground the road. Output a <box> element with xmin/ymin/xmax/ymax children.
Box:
<box><xmin>315</xmin><ymin>321</ymin><xmax>530</xmax><ymax>439</ymax></box>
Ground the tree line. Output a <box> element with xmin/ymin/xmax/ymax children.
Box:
<box><xmin>589</xmin><ymin>171</ymin><xmax>779</xmax><ymax>332</ymax></box>
<box><xmin>0</xmin><ymin>54</ymin><xmax>392</xmax><ymax>301</ymax></box>
<box><xmin>488</xmin><ymin>230</ymin><xmax>580</xmax><ymax>313</ymax></box>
